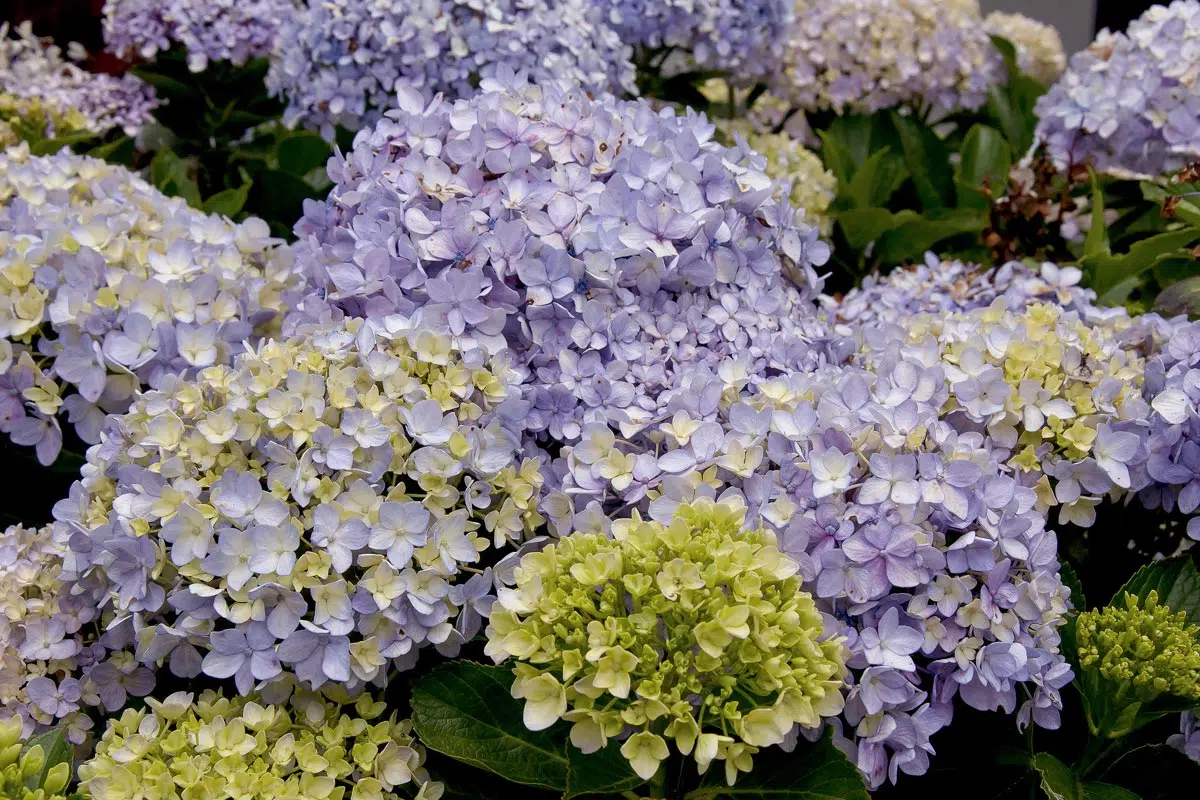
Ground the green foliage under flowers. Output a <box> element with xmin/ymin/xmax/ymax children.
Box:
<box><xmin>0</xmin><ymin>718</ymin><xmax>73</xmax><ymax>800</ymax></box>
<box><xmin>484</xmin><ymin>498</ymin><xmax>848</xmax><ymax>786</ymax></box>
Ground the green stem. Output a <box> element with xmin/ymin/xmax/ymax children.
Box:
<box><xmin>650</xmin><ymin>765</ymin><xmax>668</xmax><ymax>799</ymax></box>
<box><xmin>621</xmin><ymin>793</ymin><xmax>644</xmax><ymax>800</ymax></box>
<box><xmin>1078</xmin><ymin>737</ymin><xmax>1122</xmax><ymax>779</ymax></box>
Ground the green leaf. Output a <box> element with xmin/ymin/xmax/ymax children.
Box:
<box><xmin>130</xmin><ymin>65</ymin><xmax>199</xmax><ymax>98</ymax></box>
<box><xmin>1032</xmin><ymin>753</ymin><xmax>1082</xmax><ymax>800</ymax></box>
<box><xmin>149</xmin><ymin>149</ymin><xmax>202</xmax><ymax>208</ymax></box>
<box><xmin>565</xmin><ymin>741</ymin><xmax>645</xmax><ymax>798</ymax></box>
<box><xmin>1083</xmin><ymin>784</ymin><xmax>1141</xmax><ymax>800</ymax></box>
<box><xmin>1112</xmin><ymin>556</ymin><xmax>1200</xmax><ymax>625</ymax></box>
<box><xmin>28</xmin><ymin>131</ymin><xmax>98</xmax><ymax>156</ymax></box>
<box><xmin>835</xmin><ymin>208</ymin><xmax>908</xmax><ymax>251</ymax></box>
<box><xmin>1141</xmin><ymin>181</ymin><xmax>1200</xmax><ymax>227</ymax></box>
<box><xmin>684</xmin><ymin>730</ymin><xmax>869</xmax><ymax>800</ymax></box>
<box><xmin>844</xmin><ymin>147</ymin><xmax>908</xmax><ymax>209</ymax></box>
<box><xmin>890</xmin><ymin>111</ymin><xmax>954</xmax><ymax>210</ymax></box>
<box><xmin>1084</xmin><ymin>171</ymin><xmax>1110</xmax><ymax>260</ymax></box>
<box><xmin>1085</xmin><ymin>228</ymin><xmax>1200</xmax><ymax>298</ymax></box>
<box><xmin>817</xmin><ymin>130</ymin><xmax>855</xmax><ymax>188</ymax></box>
<box><xmin>956</xmin><ymin>124</ymin><xmax>1012</xmax><ymax>209</ymax></box>
<box><xmin>1061</xmin><ymin>562</ymin><xmax>1087</xmax><ymax>613</ymax></box>
<box><xmin>202</xmin><ymin>181</ymin><xmax>252</xmax><ymax>218</ymax></box>
<box><xmin>825</xmin><ymin>115</ymin><xmax>878</xmax><ymax>170</ymax></box>
<box><xmin>22</xmin><ymin>728</ymin><xmax>72</xmax><ymax>790</ymax></box>
<box><xmin>990</xmin><ymin>35</ymin><xmax>1021</xmax><ymax>80</ymax></box>
<box><xmin>873</xmin><ymin>209</ymin><xmax>987</xmax><ymax>265</ymax></box>
<box><xmin>276</xmin><ymin>131</ymin><xmax>332</xmax><ymax>176</ymax></box>
<box><xmin>411</xmin><ymin>662</ymin><xmax>569</xmax><ymax>790</ymax></box>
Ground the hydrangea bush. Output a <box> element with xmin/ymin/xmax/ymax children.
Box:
<box><xmin>268</xmin><ymin>0</ymin><xmax>636</xmax><ymax>138</ymax></box>
<box><xmin>486</xmin><ymin>497</ymin><xmax>848</xmax><ymax>784</ymax></box>
<box><xmin>0</xmin><ymin>144</ymin><xmax>298</xmax><ymax>464</ymax></box>
<box><xmin>102</xmin><ymin>0</ymin><xmax>298</xmax><ymax>73</ymax></box>
<box><xmin>0</xmin><ymin>21</ymin><xmax>156</xmax><ymax>137</ymax></box>
<box><xmin>52</xmin><ymin>315</ymin><xmax>542</xmax><ymax>699</ymax></box>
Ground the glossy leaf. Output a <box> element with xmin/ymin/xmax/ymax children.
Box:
<box><xmin>684</xmin><ymin>730</ymin><xmax>869</xmax><ymax>800</ymax></box>
<box><xmin>890</xmin><ymin>110</ymin><xmax>954</xmax><ymax>210</ymax></box>
<box><xmin>956</xmin><ymin>124</ymin><xmax>1012</xmax><ymax>209</ymax></box>
<box><xmin>1112</xmin><ymin>556</ymin><xmax>1200</xmax><ymax>626</ymax></box>
<box><xmin>873</xmin><ymin>209</ymin><xmax>987</xmax><ymax>264</ymax></box>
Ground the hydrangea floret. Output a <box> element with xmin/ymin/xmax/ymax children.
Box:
<box><xmin>267</xmin><ymin>0</ymin><xmax>635</xmax><ymax>138</ymax></box>
<box><xmin>53</xmin><ymin>315</ymin><xmax>543</xmax><ymax>700</ymax></box>
<box><xmin>774</xmin><ymin>0</ymin><xmax>1005</xmax><ymax>116</ymax></box>
<box><xmin>289</xmin><ymin>76</ymin><xmax>830</xmax><ymax>447</ymax></box>
<box><xmin>983</xmin><ymin>11</ymin><xmax>1066</xmax><ymax>86</ymax></box>
<box><xmin>1141</xmin><ymin>318</ymin><xmax>1200</xmax><ymax>541</ymax></box>
<box><xmin>0</xmin><ymin>93</ymin><xmax>89</xmax><ymax>148</ymax></box>
<box><xmin>0</xmin><ymin>21</ymin><xmax>156</xmax><ymax>137</ymax></box>
<box><xmin>103</xmin><ymin>0</ymin><xmax>299</xmax><ymax>73</ymax></box>
<box><xmin>0</xmin><ymin>144</ymin><xmax>298</xmax><ymax>464</ymax></box>
<box><xmin>485</xmin><ymin>497</ymin><xmax>848</xmax><ymax>785</ymax></box>
<box><xmin>1077</xmin><ymin>591</ymin><xmax>1200</xmax><ymax>710</ymax></box>
<box><xmin>77</xmin><ymin>688</ymin><xmax>442</xmax><ymax>800</ymax></box>
<box><xmin>0</xmin><ymin>718</ymin><xmax>70</xmax><ymax>800</ymax></box>
<box><xmin>601</xmin><ymin>0</ymin><xmax>794</xmax><ymax>79</ymax></box>
<box><xmin>1036</xmin><ymin>1</ymin><xmax>1200</xmax><ymax>175</ymax></box>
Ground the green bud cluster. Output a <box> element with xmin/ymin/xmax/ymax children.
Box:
<box><xmin>485</xmin><ymin>498</ymin><xmax>848</xmax><ymax>786</ymax></box>
<box><xmin>1077</xmin><ymin>591</ymin><xmax>1200</xmax><ymax>703</ymax></box>
<box><xmin>77</xmin><ymin>689</ymin><xmax>444</xmax><ymax>800</ymax></box>
<box><xmin>0</xmin><ymin>717</ymin><xmax>71</xmax><ymax>800</ymax></box>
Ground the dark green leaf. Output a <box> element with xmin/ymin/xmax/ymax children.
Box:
<box><xmin>1084</xmin><ymin>171</ymin><xmax>1110</xmax><ymax>260</ymax></box>
<box><xmin>1142</xmin><ymin>181</ymin><xmax>1200</xmax><ymax>227</ymax></box>
<box><xmin>1088</xmin><ymin>228</ymin><xmax>1200</xmax><ymax>298</ymax></box>
<box><xmin>684</xmin><ymin>730</ymin><xmax>869</xmax><ymax>800</ymax></box>
<box><xmin>1061</xmin><ymin>562</ymin><xmax>1087</xmax><ymax>613</ymax></box>
<box><xmin>130</xmin><ymin>65</ymin><xmax>199</xmax><ymax>98</ymax></box>
<box><xmin>565</xmin><ymin>741</ymin><xmax>645</xmax><ymax>798</ymax></box>
<box><xmin>22</xmin><ymin>728</ymin><xmax>72</xmax><ymax>790</ymax></box>
<box><xmin>844</xmin><ymin>148</ymin><xmax>908</xmax><ymax>209</ymax></box>
<box><xmin>410</xmin><ymin>662</ymin><xmax>569</xmax><ymax>790</ymax></box>
<box><xmin>956</xmin><ymin>124</ymin><xmax>1012</xmax><ymax>209</ymax></box>
<box><xmin>202</xmin><ymin>181</ymin><xmax>252</xmax><ymax>218</ymax></box>
<box><xmin>88</xmin><ymin>136</ymin><xmax>136</xmax><ymax>165</ymax></box>
<box><xmin>1112</xmin><ymin>556</ymin><xmax>1200</xmax><ymax>625</ymax></box>
<box><xmin>277</xmin><ymin>132</ymin><xmax>333</xmax><ymax>176</ymax></box>
<box><xmin>1032</xmin><ymin>753</ymin><xmax>1081</xmax><ymax>800</ymax></box>
<box><xmin>990</xmin><ymin>35</ymin><xmax>1020</xmax><ymax>80</ymax></box>
<box><xmin>836</xmin><ymin>208</ymin><xmax>908</xmax><ymax>250</ymax></box>
<box><xmin>1083</xmin><ymin>784</ymin><xmax>1140</xmax><ymax>800</ymax></box>
<box><xmin>817</xmin><ymin>130</ymin><xmax>855</xmax><ymax>188</ymax></box>
<box><xmin>890</xmin><ymin>111</ymin><xmax>954</xmax><ymax>210</ymax></box>
<box><xmin>824</xmin><ymin>114</ymin><xmax>877</xmax><ymax>169</ymax></box>
<box><xmin>149</xmin><ymin>149</ymin><xmax>202</xmax><ymax>208</ymax></box>
<box><xmin>28</xmin><ymin>131</ymin><xmax>98</xmax><ymax>156</ymax></box>
<box><xmin>873</xmin><ymin>210</ymin><xmax>987</xmax><ymax>265</ymax></box>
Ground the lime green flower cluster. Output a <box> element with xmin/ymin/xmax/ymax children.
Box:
<box><xmin>1076</xmin><ymin>591</ymin><xmax>1200</xmax><ymax>703</ymax></box>
<box><xmin>485</xmin><ymin>498</ymin><xmax>848</xmax><ymax>786</ymax></box>
<box><xmin>0</xmin><ymin>92</ymin><xmax>88</xmax><ymax>148</ymax></box>
<box><xmin>77</xmin><ymin>689</ymin><xmax>443</xmax><ymax>800</ymax></box>
<box><xmin>0</xmin><ymin>717</ymin><xmax>70</xmax><ymax>800</ymax></box>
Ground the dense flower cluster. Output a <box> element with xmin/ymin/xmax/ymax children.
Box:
<box><xmin>290</xmin><ymin>76</ymin><xmax>830</xmax><ymax>446</ymax></box>
<box><xmin>1141</xmin><ymin>318</ymin><xmax>1200</xmax><ymax>541</ymax></box>
<box><xmin>774</xmin><ymin>0</ymin><xmax>1005</xmax><ymax>115</ymax></box>
<box><xmin>0</xmin><ymin>21</ymin><xmax>156</xmax><ymax>137</ymax></box>
<box><xmin>1077</xmin><ymin>591</ymin><xmax>1200</xmax><ymax>702</ymax></box>
<box><xmin>486</xmin><ymin>498</ymin><xmax>848</xmax><ymax>784</ymax></box>
<box><xmin>825</xmin><ymin>255</ymin><xmax>1097</xmax><ymax>326</ymax></box>
<box><xmin>53</xmin><ymin>316</ymin><xmax>543</xmax><ymax>697</ymax></box>
<box><xmin>0</xmin><ymin>93</ymin><xmax>88</xmax><ymax>147</ymax></box>
<box><xmin>983</xmin><ymin>11</ymin><xmax>1067</xmax><ymax>85</ymax></box>
<box><xmin>718</xmin><ymin>120</ymin><xmax>835</xmax><ymax>232</ymax></box>
<box><xmin>0</xmin><ymin>718</ymin><xmax>70</xmax><ymax>800</ymax></box>
<box><xmin>103</xmin><ymin>0</ymin><xmax>299</xmax><ymax>73</ymax></box>
<box><xmin>602</xmin><ymin>0</ymin><xmax>793</xmax><ymax>79</ymax></box>
<box><xmin>0</xmin><ymin>523</ymin><xmax>126</xmax><ymax>744</ymax></box>
<box><xmin>268</xmin><ymin>0</ymin><xmax>635</xmax><ymax>138</ymax></box>
<box><xmin>546</xmin><ymin>303</ymin><xmax>1075</xmax><ymax>787</ymax></box>
<box><xmin>1036</xmin><ymin>1</ymin><xmax>1200</xmax><ymax>175</ymax></box>
<box><xmin>77</xmin><ymin>689</ymin><xmax>441</xmax><ymax>800</ymax></box>
<box><xmin>0</xmin><ymin>144</ymin><xmax>298</xmax><ymax>464</ymax></box>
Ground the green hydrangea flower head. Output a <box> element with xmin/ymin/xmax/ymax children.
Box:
<box><xmin>0</xmin><ymin>92</ymin><xmax>88</xmax><ymax>148</ymax></box>
<box><xmin>1077</xmin><ymin>590</ymin><xmax>1200</xmax><ymax>703</ymax></box>
<box><xmin>0</xmin><ymin>717</ymin><xmax>71</xmax><ymax>800</ymax></box>
<box><xmin>77</xmin><ymin>688</ymin><xmax>444</xmax><ymax>800</ymax></box>
<box><xmin>485</xmin><ymin>497</ymin><xmax>848</xmax><ymax>786</ymax></box>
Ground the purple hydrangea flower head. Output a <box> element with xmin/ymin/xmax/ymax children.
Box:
<box><xmin>267</xmin><ymin>0</ymin><xmax>636</xmax><ymax>138</ymax></box>
<box><xmin>773</xmin><ymin>0</ymin><xmax>1005</xmax><ymax>115</ymax></box>
<box><xmin>0</xmin><ymin>144</ymin><xmax>299</xmax><ymax>464</ymax></box>
<box><xmin>0</xmin><ymin>21</ymin><xmax>157</xmax><ymax>136</ymax></box>
<box><xmin>103</xmin><ymin>0</ymin><xmax>300</xmax><ymax>72</ymax></box>
<box><xmin>1036</xmin><ymin>1</ymin><xmax>1200</xmax><ymax>174</ymax></box>
<box><xmin>601</xmin><ymin>0</ymin><xmax>794</xmax><ymax>80</ymax></box>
